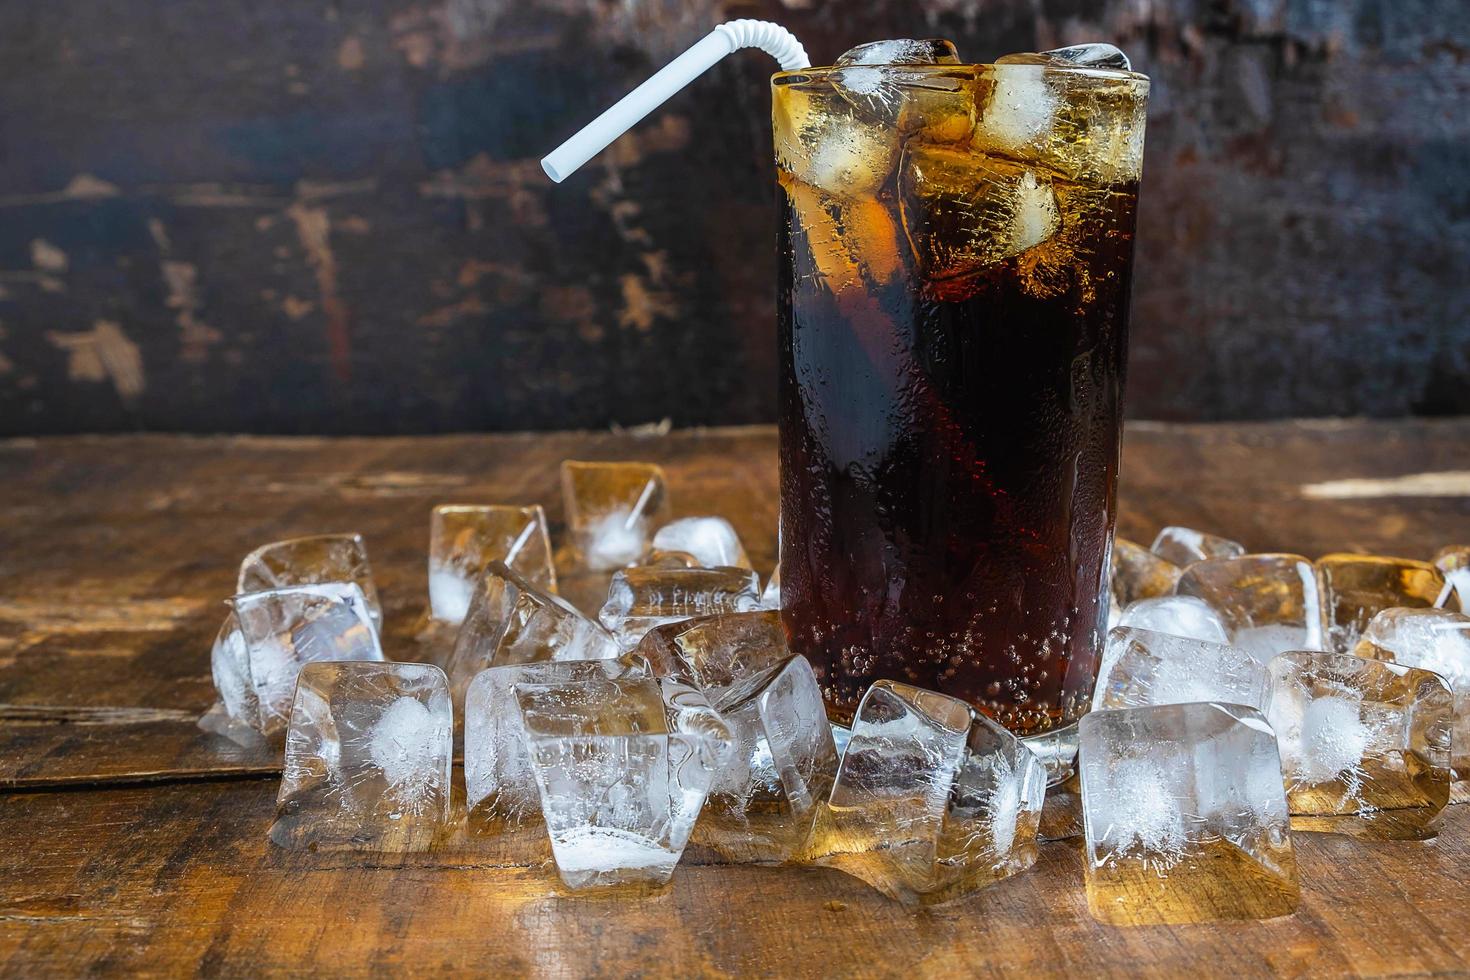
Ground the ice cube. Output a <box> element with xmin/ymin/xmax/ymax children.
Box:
<box><xmin>634</xmin><ymin>610</ymin><xmax>787</xmax><ymax>696</ymax></box>
<box><xmin>700</xmin><ymin>656</ymin><xmax>838</xmax><ymax>863</ymax></box>
<box><xmin>237</xmin><ymin>533</ymin><xmax>382</xmax><ymax>631</ymax></box>
<box><xmin>1079</xmin><ymin>702</ymin><xmax>1298</xmax><ymax>924</ymax></box>
<box><xmin>207</xmin><ymin>582</ymin><xmax>382</xmax><ymax>738</ymax></box>
<box><xmin>760</xmin><ymin>562</ymin><xmax>782</xmax><ymax>610</ymax></box>
<box><xmin>1266</xmin><ymin>649</ymin><xmax>1452</xmax><ymax>838</ymax></box>
<box><xmin>899</xmin><ymin>143</ymin><xmax>1060</xmax><ymax>296</ymax></box>
<box><xmin>650</xmin><ymin>516</ymin><xmax>751</xmax><ymax>570</ymax></box>
<box><xmin>1093</xmin><ymin>627</ymin><xmax>1268</xmax><ymax>712</ymax></box>
<box><xmin>518</xmin><ymin>674</ymin><xmax>733</xmax><ymax>889</ymax></box>
<box><xmin>774</xmin><ymin>79</ymin><xmax>901</xmax><ymax>199</ymax></box>
<box><xmin>831</xmin><ymin>67</ymin><xmax>976</xmax><ymax>143</ymax></box>
<box><xmin>1176</xmin><ymin>554</ymin><xmax>1326</xmax><ymax>662</ymax></box>
<box><xmin>1356</xmin><ymin>606</ymin><xmax>1470</xmax><ymax>777</ymax></box>
<box><xmin>463</xmin><ymin>656</ymin><xmax>646</xmax><ymax>829</ymax></box>
<box><xmin>805</xmin><ymin>680</ymin><xmax>1045</xmax><ymax>905</ymax></box>
<box><xmin>1432</xmin><ymin>545</ymin><xmax>1470</xmax><ymax>610</ymax></box>
<box><xmin>976</xmin><ymin>51</ymin><xmax>1147</xmax><ymax>186</ymax></box>
<box><xmin>634</xmin><ymin>611</ymin><xmax>835</xmax><ymax>861</ymax></box>
<box><xmin>271</xmin><ymin>661</ymin><xmax>452</xmax><ymax>850</ymax></box>
<box><xmin>977</xmin><ymin>66</ymin><xmax>1056</xmax><ymax>157</ymax></box>
<box><xmin>445</xmin><ymin>561</ymin><xmax>620</xmax><ymax>709</ymax></box>
<box><xmin>835</xmin><ymin>39</ymin><xmax>960</xmax><ymax>66</ymax></box>
<box><xmin>599</xmin><ymin>565</ymin><xmax>761</xmax><ymax>649</ymax></box>
<box><xmin>997</xmin><ymin>43</ymin><xmax>1132</xmax><ymax>71</ymax></box>
<box><xmin>1116</xmin><ymin>595</ymin><xmax>1231</xmax><ymax>644</ymax></box>
<box><xmin>428</xmin><ymin>504</ymin><xmax>555</xmax><ymax>625</ymax></box>
<box><xmin>1150</xmin><ymin>526</ymin><xmax>1246</xmax><ymax>567</ymax></box>
<box><xmin>1317</xmin><ymin>554</ymin><xmax>1449</xmax><ymax>653</ymax></box>
<box><xmin>560</xmin><ymin>460</ymin><xmax>671</xmax><ymax>570</ymax></box>
<box><xmin>1109</xmin><ymin>537</ymin><xmax>1182</xmax><ymax>607</ymax></box>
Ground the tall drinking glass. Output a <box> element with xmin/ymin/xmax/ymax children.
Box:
<box><xmin>772</xmin><ymin>57</ymin><xmax>1148</xmax><ymax>760</ymax></box>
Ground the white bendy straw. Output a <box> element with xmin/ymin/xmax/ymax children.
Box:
<box><xmin>541</xmin><ymin>20</ymin><xmax>810</xmax><ymax>183</ymax></box>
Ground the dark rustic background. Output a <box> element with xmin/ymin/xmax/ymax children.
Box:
<box><xmin>1</xmin><ymin>0</ymin><xmax>1466</xmax><ymax>436</ymax></box>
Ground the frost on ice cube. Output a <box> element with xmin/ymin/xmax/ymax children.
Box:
<box><xmin>650</xmin><ymin>517</ymin><xmax>751</xmax><ymax>570</ymax></box>
<box><xmin>760</xmin><ymin>562</ymin><xmax>782</xmax><ymax>610</ymax></box>
<box><xmin>899</xmin><ymin>143</ymin><xmax>1059</xmax><ymax>298</ymax></box>
<box><xmin>834</xmin><ymin>39</ymin><xmax>960</xmax><ymax>66</ymax></box>
<box><xmin>1317</xmin><ymin>554</ymin><xmax>1449</xmax><ymax>653</ymax></box>
<box><xmin>806</xmin><ymin>681</ymin><xmax>1045</xmax><ymax>906</ymax></box>
<box><xmin>445</xmin><ymin>561</ymin><xmax>619</xmax><ymax>709</ymax></box>
<box><xmin>997</xmin><ymin>43</ymin><xmax>1132</xmax><ymax>70</ymax></box>
<box><xmin>1431</xmin><ymin>545</ymin><xmax>1470</xmax><ymax>611</ymax></box>
<box><xmin>207</xmin><ymin>582</ymin><xmax>382</xmax><ymax>739</ymax></box>
<box><xmin>463</xmin><ymin>656</ymin><xmax>646</xmax><ymax>830</ymax></box>
<box><xmin>1176</xmin><ymin>554</ymin><xmax>1326</xmax><ymax>662</ymax></box>
<box><xmin>1079</xmin><ymin>702</ymin><xmax>1298</xmax><ymax>925</ymax></box>
<box><xmin>518</xmin><ymin>674</ymin><xmax>733</xmax><ymax>890</ymax></box>
<box><xmin>599</xmin><ymin>565</ymin><xmax>761</xmax><ymax>649</ymax></box>
<box><xmin>238</xmin><ymin>533</ymin><xmax>382</xmax><ymax>631</ymax></box>
<box><xmin>428</xmin><ymin>504</ymin><xmax>555</xmax><ymax>624</ymax></box>
<box><xmin>827</xmin><ymin>41</ymin><xmax>973</xmax><ymax>143</ymax></box>
<box><xmin>1149</xmin><ymin>526</ymin><xmax>1246</xmax><ymax>568</ymax></box>
<box><xmin>271</xmin><ymin>661</ymin><xmax>452</xmax><ymax>851</ymax></box>
<box><xmin>1116</xmin><ymin>595</ymin><xmax>1230</xmax><ymax>644</ymax></box>
<box><xmin>1109</xmin><ymin>537</ymin><xmax>1181</xmax><ymax>607</ymax></box>
<box><xmin>1093</xmin><ymin>627</ymin><xmax>1268</xmax><ymax>712</ymax></box>
<box><xmin>831</xmin><ymin>66</ymin><xmax>976</xmax><ymax>143</ymax></box>
<box><xmin>1356</xmin><ymin>606</ymin><xmax>1470</xmax><ymax>777</ymax></box>
<box><xmin>560</xmin><ymin>460</ymin><xmax>671</xmax><ymax>570</ymax></box>
<box><xmin>1266</xmin><ymin>650</ymin><xmax>1451</xmax><ymax>839</ymax></box>
<box><xmin>636</xmin><ymin>612</ymin><xmax>836</xmax><ymax>862</ymax></box>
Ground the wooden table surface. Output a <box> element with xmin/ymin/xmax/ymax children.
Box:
<box><xmin>2</xmin><ymin>420</ymin><xmax>1469</xmax><ymax>977</ymax></box>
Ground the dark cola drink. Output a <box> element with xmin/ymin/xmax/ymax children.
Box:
<box><xmin>772</xmin><ymin>49</ymin><xmax>1148</xmax><ymax>737</ymax></box>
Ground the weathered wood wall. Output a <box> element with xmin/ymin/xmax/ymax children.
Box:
<box><xmin>0</xmin><ymin>0</ymin><xmax>1466</xmax><ymax>435</ymax></box>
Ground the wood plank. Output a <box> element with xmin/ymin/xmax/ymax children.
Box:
<box><xmin>0</xmin><ymin>779</ymin><xmax>1467</xmax><ymax>976</ymax></box>
<box><xmin>1</xmin><ymin>420</ymin><xmax>1468</xmax><ymax>786</ymax></box>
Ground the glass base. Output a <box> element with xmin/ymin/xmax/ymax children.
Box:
<box><xmin>1019</xmin><ymin>721</ymin><xmax>1080</xmax><ymax>787</ymax></box>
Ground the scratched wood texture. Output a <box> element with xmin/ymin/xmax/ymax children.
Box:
<box><xmin>1</xmin><ymin>0</ymin><xmax>1468</xmax><ymax>435</ymax></box>
<box><xmin>1</xmin><ymin>420</ymin><xmax>1469</xmax><ymax>976</ymax></box>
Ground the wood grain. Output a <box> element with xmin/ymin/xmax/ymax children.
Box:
<box><xmin>0</xmin><ymin>421</ymin><xmax>1468</xmax><ymax>975</ymax></box>
<box><xmin>0</xmin><ymin>780</ymin><xmax>1467</xmax><ymax>976</ymax></box>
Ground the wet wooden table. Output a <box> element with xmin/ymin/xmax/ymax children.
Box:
<box><xmin>1</xmin><ymin>420</ymin><xmax>1468</xmax><ymax>976</ymax></box>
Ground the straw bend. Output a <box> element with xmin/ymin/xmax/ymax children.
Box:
<box><xmin>712</xmin><ymin>20</ymin><xmax>810</xmax><ymax>72</ymax></box>
<box><xmin>541</xmin><ymin>19</ymin><xmax>812</xmax><ymax>183</ymax></box>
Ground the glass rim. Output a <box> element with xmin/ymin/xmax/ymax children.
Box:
<box><xmin>773</xmin><ymin>63</ymin><xmax>1150</xmax><ymax>87</ymax></box>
